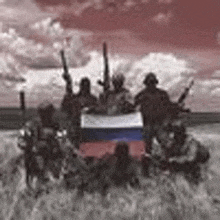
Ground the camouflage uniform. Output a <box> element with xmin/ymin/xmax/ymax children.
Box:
<box><xmin>135</xmin><ymin>73</ymin><xmax>172</xmax><ymax>154</ymax></box>
<box><xmin>18</xmin><ymin>102</ymin><xmax>63</xmax><ymax>186</ymax></box>
<box><xmin>61</xmin><ymin>77</ymin><xmax>97</xmax><ymax>113</ymax></box>
<box><xmin>61</xmin><ymin>147</ymin><xmax>89</xmax><ymax>190</ymax></box>
<box><xmin>105</xmin><ymin>74</ymin><xmax>134</xmax><ymax>115</ymax></box>
<box><xmin>61</xmin><ymin>77</ymin><xmax>98</xmax><ymax>148</ymax></box>
<box><xmin>158</xmin><ymin>124</ymin><xmax>210</xmax><ymax>184</ymax></box>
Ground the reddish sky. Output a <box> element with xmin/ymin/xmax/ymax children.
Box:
<box><xmin>0</xmin><ymin>0</ymin><xmax>220</xmax><ymax>111</ymax></box>
<box><xmin>32</xmin><ymin>0</ymin><xmax>220</xmax><ymax>49</ymax></box>
<box><xmin>30</xmin><ymin>0</ymin><xmax>220</xmax><ymax>73</ymax></box>
<box><xmin>1</xmin><ymin>0</ymin><xmax>220</xmax><ymax>62</ymax></box>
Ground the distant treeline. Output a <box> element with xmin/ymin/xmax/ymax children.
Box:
<box><xmin>0</xmin><ymin>108</ymin><xmax>220</xmax><ymax>130</ymax></box>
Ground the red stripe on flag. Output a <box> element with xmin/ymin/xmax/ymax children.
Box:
<box><xmin>79</xmin><ymin>141</ymin><xmax>146</xmax><ymax>159</ymax></box>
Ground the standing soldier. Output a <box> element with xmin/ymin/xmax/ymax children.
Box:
<box><xmin>105</xmin><ymin>73</ymin><xmax>134</xmax><ymax>115</ymax></box>
<box><xmin>60</xmin><ymin>50</ymin><xmax>97</xmax><ymax>149</ymax></box>
<box><xmin>134</xmin><ymin>73</ymin><xmax>172</xmax><ymax>154</ymax></box>
<box><xmin>97</xmin><ymin>43</ymin><xmax>134</xmax><ymax>114</ymax></box>
<box><xmin>17</xmin><ymin>101</ymin><xmax>62</xmax><ymax>187</ymax></box>
<box><xmin>61</xmin><ymin>77</ymin><xmax>97</xmax><ymax>115</ymax></box>
<box><xmin>61</xmin><ymin>76</ymin><xmax>98</xmax><ymax>148</ymax></box>
<box><xmin>76</xmin><ymin>77</ymin><xmax>97</xmax><ymax>110</ymax></box>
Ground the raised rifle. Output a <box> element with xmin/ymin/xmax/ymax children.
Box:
<box><xmin>177</xmin><ymin>80</ymin><xmax>194</xmax><ymax>106</ymax></box>
<box><xmin>168</xmin><ymin>80</ymin><xmax>194</xmax><ymax>119</ymax></box>
<box><xmin>97</xmin><ymin>42</ymin><xmax>110</xmax><ymax>103</ymax></box>
<box><xmin>19</xmin><ymin>90</ymin><xmax>26</xmax><ymax>126</ymax></box>
<box><xmin>60</xmin><ymin>50</ymin><xmax>73</xmax><ymax>94</ymax></box>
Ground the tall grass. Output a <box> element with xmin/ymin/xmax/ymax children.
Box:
<box><xmin>0</xmin><ymin>128</ymin><xmax>219</xmax><ymax>220</ymax></box>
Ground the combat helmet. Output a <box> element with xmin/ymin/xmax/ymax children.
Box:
<box><xmin>143</xmin><ymin>72</ymin><xmax>159</xmax><ymax>86</ymax></box>
<box><xmin>37</xmin><ymin>100</ymin><xmax>55</xmax><ymax>116</ymax></box>
<box><xmin>79</xmin><ymin>77</ymin><xmax>91</xmax><ymax>93</ymax></box>
<box><xmin>80</xmin><ymin>77</ymin><xmax>90</xmax><ymax>87</ymax></box>
<box><xmin>112</xmin><ymin>73</ymin><xmax>125</xmax><ymax>84</ymax></box>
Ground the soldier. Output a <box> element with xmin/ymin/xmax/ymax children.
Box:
<box><xmin>18</xmin><ymin>101</ymin><xmax>63</xmax><ymax>187</ymax></box>
<box><xmin>77</xmin><ymin>77</ymin><xmax>98</xmax><ymax>109</ymax></box>
<box><xmin>61</xmin><ymin>77</ymin><xmax>98</xmax><ymax>148</ymax></box>
<box><xmin>61</xmin><ymin>77</ymin><xmax>97</xmax><ymax>113</ymax></box>
<box><xmin>61</xmin><ymin>145</ymin><xmax>89</xmax><ymax>191</ymax></box>
<box><xmin>134</xmin><ymin>73</ymin><xmax>172</xmax><ymax>154</ymax></box>
<box><xmin>110</xmin><ymin>141</ymin><xmax>140</xmax><ymax>187</ymax></box>
<box><xmin>105</xmin><ymin>73</ymin><xmax>134</xmax><ymax>115</ymax></box>
<box><xmin>157</xmin><ymin>121</ymin><xmax>210</xmax><ymax>184</ymax></box>
<box><xmin>95</xmin><ymin>142</ymin><xmax>140</xmax><ymax>190</ymax></box>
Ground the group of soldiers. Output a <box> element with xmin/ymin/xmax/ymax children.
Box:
<box><xmin>16</xmin><ymin>71</ymin><xmax>210</xmax><ymax>193</ymax></box>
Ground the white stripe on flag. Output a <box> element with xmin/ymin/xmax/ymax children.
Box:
<box><xmin>81</xmin><ymin>112</ymin><xmax>143</xmax><ymax>128</ymax></box>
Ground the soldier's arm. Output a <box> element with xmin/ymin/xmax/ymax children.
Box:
<box><xmin>61</xmin><ymin>93</ymin><xmax>74</xmax><ymax>113</ymax></box>
<box><xmin>61</xmin><ymin>94</ymin><xmax>68</xmax><ymax>111</ymax></box>
<box><xmin>134</xmin><ymin>91</ymin><xmax>143</xmax><ymax>107</ymax></box>
<box><xmin>125</xmin><ymin>91</ymin><xmax>134</xmax><ymax>105</ymax></box>
<box><xmin>161</xmin><ymin>90</ymin><xmax>171</xmax><ymax>103</ymax></box>
<box><xmin>66</xmin><ymin>77</ymin><xmax>73</xmax><ymax>95</ymax></box>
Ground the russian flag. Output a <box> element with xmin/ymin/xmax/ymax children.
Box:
<box><xmin>79</xmin><ymin>112</ymin><xmax>146</xmax><ymax>158</ymax></box>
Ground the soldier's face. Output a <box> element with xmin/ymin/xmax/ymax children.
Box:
<box><xmin>113</xmin><ymin>81</ymin><xmax>123</xmax><ymax>89</ymax></box>
<box><xmin>80</xmin><ymin>81</ymin><xmax>90</xmax><ymax>91</ymax></box>
<box><xmin>147</xmin><ymin>82</ymin><xmax>157</xmax><ymax>88</ymax></box>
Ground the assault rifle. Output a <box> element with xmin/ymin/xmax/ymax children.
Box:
<box><xmin>60</xmin><ymin>50</ymin><xmax>73</xmax><ymax>94</ymax></box>
<box><xmin>97</xmin><ymin>42</ymin><xmax>110</xmax><ymax>103</ymax></box>
<box><xmin>177</xmin><ymin>80</ymin><xmax>194</xmax><ymax>107</ymax></box>
<box><xmin>19</xmin><ymin>90</ymin><xmax>26</xmax><ymax>126</ymax></box>
<box><xmin>169</xmin><ymin>80</ymin><xmax>194</xmax><ymax>117</ymax></box>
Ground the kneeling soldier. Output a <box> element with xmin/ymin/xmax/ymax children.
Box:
<box><xmin>157</xmin><ymin>122</ymin><xmax>210</xmax><ymax>184</ymax></box>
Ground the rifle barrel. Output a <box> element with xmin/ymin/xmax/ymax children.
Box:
<box><xmin>103</xmin><ymin>42</ymin><xmax>107</xmax><ymax>58</ymax></box>
<box><xmin>103</xmin><ymin>42</ymin><xmax>110</xmax><ymax>92</ymax></box>
<box><xmin>60</xmin><ymin>50</ymin><xmax>68</xmax><ymax>74</ymax></box>
<box><xmin>60</xmin><ymin>50</ymin><xmax>73</xmax><ymax>94</ymax></box>
<box><xmin>177</xmin><ymin>80</ymin><xmax>194</xmax><ymax>104</ymax></box>
<box><xmin>19</xmin><ymin>91</ymin><xmax>26</xmax><ymax>125</ymax></box>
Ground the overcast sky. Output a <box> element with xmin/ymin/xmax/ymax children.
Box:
<box><xmin>0</xmin><ymin>0</ymin><xmax>220</xmax><ymax>111</ymax></box>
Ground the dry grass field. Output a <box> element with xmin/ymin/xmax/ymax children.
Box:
<box><xmin>0</xmin><ymin>124</ymin><xmax>220</xmax><ymax>220</ymax></box>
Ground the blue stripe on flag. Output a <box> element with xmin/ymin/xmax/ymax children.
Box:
<box><xmin>81</xmin><ymin>128</ymin><xmax>144</xmax><ymax>142</ymax></box>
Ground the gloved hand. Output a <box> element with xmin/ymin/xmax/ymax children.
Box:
<box><xmin>62</xmin><ymin>73</ymin><xmax>71</xmax><ymax>82</ymax></box>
